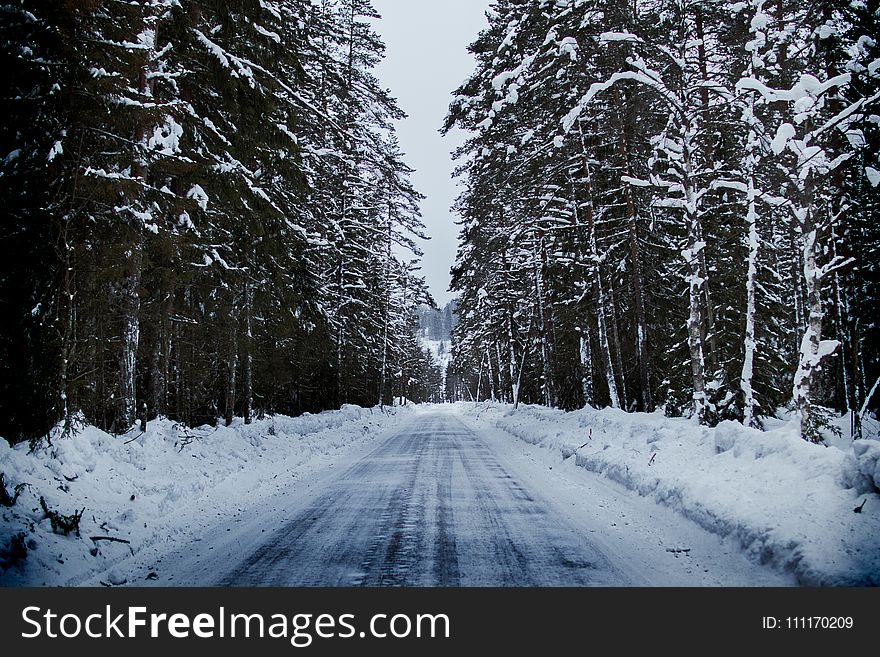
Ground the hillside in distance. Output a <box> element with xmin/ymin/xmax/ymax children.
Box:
<box><xmin>418</xmin><ymin>301</ymin><xmax>458</xmax><ymax>386</ymax></box>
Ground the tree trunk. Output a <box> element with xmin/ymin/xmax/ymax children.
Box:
<box><xmin>696</xmin><ymin>220</ymin><xmax>718</xmax><ymax>373</ymax></box>
<box><xmin>792</xmin><ymin>187</ymin><xmax>838</xmax><ymax>443</ymax></box>
<box><xmin>630</xmin><ymin>218</ymin><xmax>653</xmax><ymax>409</ymax></box>
<box><xmin>224</xmin><ymin>301</ymin><xmax>238</xmax><ymax>427</ymax></box>
<box><xmin>378</xmin><ymin>206</ymin><xmax>392</xmax><ymax>407</ymax></box>
<box><xmin>507</xmin><ymin>308</ymin><xmax>520</xmax><ymax>407</ymax></box>
<box><xmin>147</xmin><ymin>329</ymin><xmax>162</xmax><ymax>420</ymax></box>
<box><xmin>741</xmin><ymin>173</ymin><xmax>760</xmax><ymax>428</ymax></box>
<box><xmin>579</xmin><ymin>328</ymin><xmax>593</xmax><ymax>408</ymax></box>
<box><xmin>618</xmin><ymin>124</ymin><xmax>653</xmax><ymax>410</ymax></box>
<box><xmin>503</xmin><ymin>249</ymin><xmax>521</xmax><ymax>407</ymax></box>
<box><xmin>57</xmin><ymin>218</ymin><xmax>76</xmax><ymax>436</ymax></box>
<box><xmin>335</xmin><ymin>253</ymin><xmax>346</xmax><ymax>407</ymax></box>
<box><xmin>514</xmin><ymin>318</ymin><xmax>532</xmax><ymax>411</ymax></box>
<box><xmin>486</xmin><ymin>343</ymin><xmax>496</xmax><ymax>402</ymax></box>
<box><xmin>172</xmin><ymin>286</ymin><xmax>188</xmax><ymax>424</ymax></box>
<box><xmin>693</xmin><ymin>6</ymin><xmax>712</xmax><ymax>142</ymax></box>
<box><xmin>146</xmin><ymin>288</ymin><xmax>172</xmax><ymax>424</ymax></box>
<box><xmin>117</xmin><ymin>231</ymin><xmax>143</xmax><ymax>432</ymax></box>
<box><xmin>242</xmin><ymin>280</ymin><xmax>253</xmax><ymax>425</ymax></box>
<box><xmin>534</xmin><ymin>232</ymin><xmax>555</xmax><ymax>407</ymax></box>
<box><xmin>831</xmin><ymin>248</ymin><xmax>850</xmax><ymax>415</ymax></box>
<box><xmin>116</xmin><ymin>9</ymin><xmax>160</xmax><ymax>433</ymax></box>
<box><xmin>475</xmin><ymin>351</ymin><xmax>484</xmax><ymax>402</ymax></box>
<box><xmin>793</xmin><ymin>225</ymin><xmax>822</xmax><ymax>440</ymax></box>
<box><xmin>495</xmin><ymin>341</ymin><xmax>506</xmax><ymax>403</ymax></box>
<box><xmin>693</xmin><ymin>8</ymin><xmax>722</xmax><ymax>370</ymax></box>
<box><xmin>684</xmin><ymin>144</ymin><xmax>708</xmax><ymax>424</ymax></box>
<box><xmin>607</xmin><ymin>273</ymin><xmax>627</xmax><ymax>409</ymax></box>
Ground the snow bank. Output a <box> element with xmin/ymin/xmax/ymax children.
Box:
<box><xmin>0</xmin><ymin>405</ymin><xmax>412</xmax><ymax>586</ymax></box>
<box><xmin>457</xmin><ymin>403</ymin><xmax>879</xmax><ymax>586</ymax></box>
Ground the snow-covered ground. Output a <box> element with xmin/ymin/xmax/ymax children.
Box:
<box><xmin>456</xmin><ymin>402</ymin><xmax>880</xmax><ymax>586</ymax></box>
<box><xmin>2</xmin><ymin>401</ymin><xmax>877</xmax><ymax>586</ymax></box>
<box><xmin>0</xmin><ymin>406</ymin><xmax>414</xmax><ymax>586</ymax></box>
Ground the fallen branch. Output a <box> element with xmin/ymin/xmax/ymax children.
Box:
<box><xmin>90</xmin><ymin>535</ymin><xmax>134</xmax><ymax>557</ymax></box>
<box><xmin>40</xmin><ymin>497</ymin><xmax>84</xmax><ymax>536</ymax></box>
<box><xmin>859</xmin><ymin>376</ymin><xmax>879</xmax><ymax>422</ymax></box>
<box><xmin>90</xmin><ymin>536</ymin><xmax>131</xmax><ymax>545</ymax></box>
<box><xmin>0</xmin><ymin>473</ymin><xmax>27</xmax><ymax>507</ymax></box>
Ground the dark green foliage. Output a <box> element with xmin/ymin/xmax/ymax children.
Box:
<box><xmin>0</xmin><ymin>0</ymin><xmax>433</xmax><ymax>443</ymax></box>
<box><xmin>0</xmin><ymin>2</ymin><xmax>67</xmax><ymax>441</ymax></box>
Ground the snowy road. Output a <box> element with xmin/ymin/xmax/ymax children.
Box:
<box><xmin>139</xmin><ymin>408</ymin><xmax>794</xmax><ymax>586</ymax></box>
<box><xmin>219</xmin><ymin>412</ymin><xmax>626</xmax><ymax>586</ymax></box>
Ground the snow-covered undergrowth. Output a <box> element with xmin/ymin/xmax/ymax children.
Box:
<box><xmin>0</xmin><ymin>405</ymin><xmax>412</xmax><ymax>586</ymax></box>
<box><xmin>457</xmin><ymin>402</ymin><xmax>880</xmax><ymax>586</ymax></box>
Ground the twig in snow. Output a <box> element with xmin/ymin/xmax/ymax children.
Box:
<box><xmin>577</xmin><ymin>428</ymin><xmax>593</xmax><ymax>450</ymax></box>
<box><xmin>90</xmin><ymin>536</ymin><xmax>131</xmax><ymax>545</ymax></box>
<box><xmin>123</xmin><ymin>432</ymin><xmax>145</xmax><ymax>445</ymax></box>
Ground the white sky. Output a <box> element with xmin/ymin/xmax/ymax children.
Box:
<box><xmin>371</xmin><ymin>0</ymin><xmax>491</xmax><ymax>307</ymax></box>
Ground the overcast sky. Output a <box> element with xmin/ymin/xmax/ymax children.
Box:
<box><xmin>371</xmin><ymin>0</ymin><xmax>491</xmax><ymax>307</ymax></box>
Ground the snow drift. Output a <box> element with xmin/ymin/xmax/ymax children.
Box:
<box><xmin>458</xmin><ymin>402</ymin><xmax>880</xmax><ymax>586</ymax></box>
<box><xmin>0</xmin><ymin>406</ymin><xmax>413</xmax><ymax>586</ymax></box>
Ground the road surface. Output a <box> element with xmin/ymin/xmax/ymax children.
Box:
<box><xmin>142</xmin><ymin>409</ymin><xmax>793</xmax><ymax>586</ymax></box>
